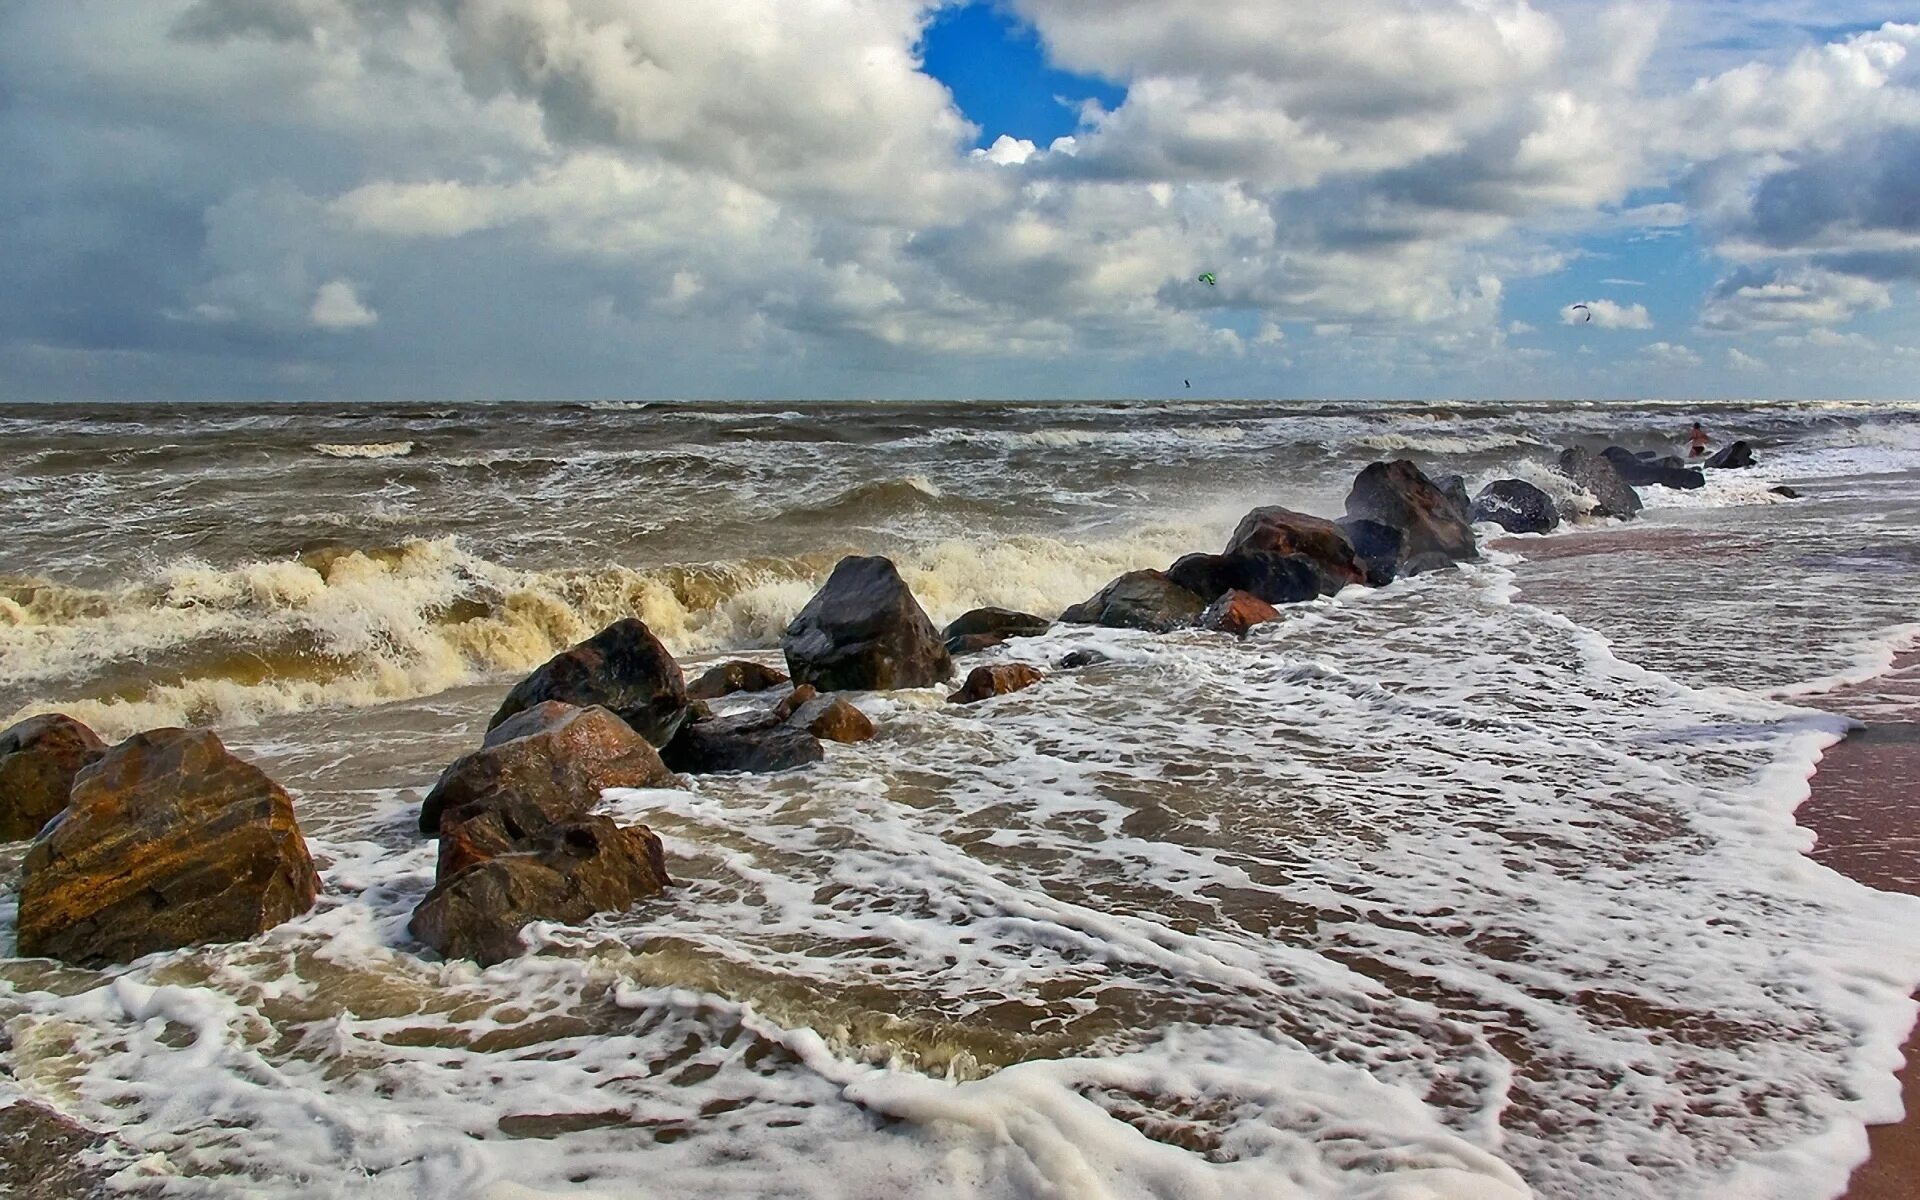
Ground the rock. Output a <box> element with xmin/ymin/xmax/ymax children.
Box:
<box><xmin>409</xmin><ymin>816</ymin><xmax>669</xmax><ymax>966</ymax></box>
<box><xmin>1556</xmin><ymin>446</ymin><xmax>1643</xmax><ymax>519</ymax></box>
<box><xmin>1223</xmin><ymin>507</ymin><xmax>1365</xmax><ymax>591</ymax></box>
<box><xmin>1334</xmin><ymin>518</ymin><xmax>1403</xmax><ymax>587</ymax></box>
<box><xmin>1432</xmin><ymin>474</ymin><xmax>1474</xmax><ymax>526</ymax></box>
<box><xmin>1056</xmin><ymin>650</ymin><xmax>1111</xmax><ymax>669</ymax></box>
<box><xmin>490</xmin><ymin>618</ymin><xmax>690</xmax><ymax>748</ymax></box>
<box><xmin>686</xmin><ymin>660</ymin><xmax>788</xmax><ymax>701</ymax></box>
<box><xmin>0</xmin><ymin>714</ymin><xmax>105</xmax><ymax>842</ymax></box>
<box><xmin>1771</xmin><ymin>485</ymin><xmax>1801</xmax><ymax>499</ymax></box>
<box><xmin>418</xmin><ymin>702</ymin><xmax>671</xmax><ymax>837</ymax></box>
<box><xmin>1344</xmin><ymin>459</ymin><xmax>1478</xmax><ymax>563</ymax></box>
<box><xmin>783</xmin><ymin>556</ymin><xmax>951</xmax><ymax>691</ymax></box>
<box><xmin>800</xmin><ymin>697</ymin><xmax>876</xmax><ymax>743</ymax></box>
<box><xmin>772</xmin><ymin>684</ymin><xmax>819</xmax><ymax>722</ymax></box>
<box><xmin>435</xmin><ymin>808</ymin><xmax>520</xmax><ymax>880</ymax></box>
<box><xmin>1198</xmin><ymin>590</ymin><xmax>1281</xmax><ymax>638</ymax></box>
<box><xmin>1706</xmin><ymin>440</ymin><xmax>1757</xmax><ymax>469</ymax></box>
<box><xmin>1470</xmin><ymin>479</ymin><xmax>1560</xmax><ymax>534</ymax></box>
<box><xmin>1403</xmin><ymin>552</ymin><xmax>1458</xmax><ymax>576</ymax></box>
<box><xmin>1059</xmin><ymin>570</ymin><xmax>1206</xmax><ymax>632</ymax></box>
<box><xmin>0</xmin><ymin>1099</ymin><xmax>117</xmax><ymax>1200</ymax></box>
<box><xmin>941</xmin><ymin>608</ymin><xmax>1050</xmax><ymax>654</ymax></box>
<box><xmin>17</xmin><ymin>729</ymin><xmax>319</xmax><ymax>966</ymax></box>
<box><xmin>948</xmin><ymin>664</ymin><xmax>1045</xmax><ymax>705</ymax></box>
<box><xmin>661</xmin><ymin>714</ymin><xmax>825</xmax><ymax>774</ymax></box>
<box><xmin>1601</xmin><ymin>446</ymin><xmax>1705</xmax><ymax>491</ymax></box>
<box><xmin>1166</xmin><ymin>551</ymin><xmax>1321</xmax><ymax>606</ymax></box>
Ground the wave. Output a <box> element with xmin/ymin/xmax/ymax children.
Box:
<box><xmin>0</xmin><ymin>521</ymin><xmax>1218</xmax><ymax>740</ymax></box>
<box><xmin>312</xmin><ymin>441</ymin><xmax>417</xmax><ymax>460</ymax></box>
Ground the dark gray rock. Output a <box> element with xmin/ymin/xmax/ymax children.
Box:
<box><xmin>661</xmin><ymin>713</ymin><xmax>825</xmax><ymax>774</ymax></box>
<box><xmin>1059</xmin><ymin>570</ymin><xmax>1206</xmax><ymax>632</ymax></box>
<box><xmin>1224</xmin><ymin>507</ymin><xmax>1364</xmax><ymax>592</ymax></box>
<box><xmin>1345</xmin><ymin>460</ymin><xmax>1477</xmax><ymax>562</ymax></box>
<box><xmin>1556</xmin><ymin>447</ymin><xmax>1643</xmax><ymax>519</ymax></box>
<box><xmin>1166</xmin><ymin>552</ymin><xmax>1321</xmax><ymax>606</ymax></box>
<box><xmin>490</xmin><ymin>618</ymin><xmax>690</xmax><ymax>748</ymax></box>
<box><xmin>686</xmin><ymin>660</ymin><xmax>789</xmax><ymax>701</ymax></box>
<box><xmin>1431</xmin><ymin>474</ymin><xmax>1474</xmax><ymax>526</ymax></box>
<box><xmin>1056</xmin><ymin>650</ymin><xmax>1112</xmax><ymax>670</ymax></box>
<box><xmin>1705</xmin><ymin>440</ymin><xmax>1757</xmax><ymax>469</ymax></box>
<box><xmin>940</xmin><ymin>607</ymin><xmax>1051</xmax><ymax>654</ymax></box>
<box><xmin>1602</xmin><ymin>446</ymin><xmax>1704</xmax><ymax>491</ymax></box>
<box><xmin>1334</xmin><ymin>518</ymin><xmax>1403</xmax><ymax>587</ymax></box>
<box><xmin>783</xmin><ymin>556</ymin><xmax>951</xmax><ymax>691</ymax></box>
<box><xmin>1470</xmin><ymin>479</ymin><xmax>1560</xmax><ymax>534</ymax></box>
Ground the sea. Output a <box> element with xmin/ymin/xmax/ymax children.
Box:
<box><xmin>2</xmin><ymin>397</ymin><xmax>1919</xmax><ymax>1199</ymax></box>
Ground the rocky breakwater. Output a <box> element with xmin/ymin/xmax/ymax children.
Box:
<box><xmin>17</xmin><ymin>727</ymin><xmax>320</xmax><ymax>965</ymax></box>
<box><xmin>1602</xmin><ymin>446</ymin><xmax>1705</xmax><ymax>491</ymax></box>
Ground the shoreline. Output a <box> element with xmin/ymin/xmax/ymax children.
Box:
<box><xmin>1795</xmin><ymin>655</ymin><xmax>1920</xmax><ymax>1199</ymax></box>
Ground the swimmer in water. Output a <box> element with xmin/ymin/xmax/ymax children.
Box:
<box><xmin>1688</xmin><ymin>421</ymin><xmax>1709</xmax><ymax>457</ymax></box>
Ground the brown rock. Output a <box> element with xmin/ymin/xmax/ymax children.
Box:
<box><xmin>1344</xmin><ymin>459</ymin><xmax>1478</xmax><ymax>563</ymax></box>
<box><xmin>661</xmin><ymin>716</ymin><xmax>825</xmax><ymax>774</ymax></box>
<box><xmin>782</xmin><ymin>556</ymin><xmax>952</xmax><ymax>691</ymax></box>
<box><xmin>941</xmin><ymin>607</ymin><xmax>1050</xmax><ymax>653</ymax></box>
<box><xmin>419</xmin><ymin>702</ymin><xmax>671</xmax><ymax>837</ymax></box>
<box><xmin>772</xmin><ymin>684</ymin><xmax>819</xmax><ymax>722</ymax></box>
<box><xmin>1166</xmin><ymin>551</ymin><xmax>1322</xmax><ymax>605</ymax></box>
<box><xmin>686</xmin><ymin>660</ymin><xmax>789</xmax><ymax>701</ymax></box>
<box><xmin>0</xmin><ymin>1099</ymin><xmax>117</xmax><ymax>1200</ymax></box>
<box><xmin>802</xmin><ymin>697</ymin><xmax>876</xmax><ymax>743</ymax></box>
<box><xmin>1224</xmin><ymin>507</ymin><xmax>1366</xmax><ymax>591</ymax></box>
<box><xmin>1198</xmin><ymin>590</ymin><xmax>1281</xmax><ymax>638</ymax></box>
<box><xmin>0</xmin><ymin>714</ymin><xmax>105</xmax><ymax>842</ymax></box>
<box><xmin>1060</xmin><ymin>570</ymin><xmax>1205</xmax><ymax>632</ymax></box>
<box><xmin>490</xmin><ymin>618</ymin><xmax>690</xmax><ymax>747</ymax></box>
<box><xmin>18</xmin><ymin>728</ymin><xmax>319</xmax><ymax>966</ymax></box>
<box><xmin>408</xmin><ymin>816</ymin><xmax>670</xmax><ymax>966</ymax></box>
<box><xmin>435</xmin><ymin>808</ymin><xmax>519</xmax><ymax>880</ymax></box>
<box><xmin>948</xmin><ymin>663</ymin><xmax>1045</xmax><ymax>705</ymax></box>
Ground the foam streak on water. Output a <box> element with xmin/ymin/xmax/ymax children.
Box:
<box><xmin>1</xmin><ymin>399</ymin><xmax>1919</xmax><ymax>1199</ymax></box>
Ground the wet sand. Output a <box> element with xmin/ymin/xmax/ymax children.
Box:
<box><xmin>1797</xmin><ymin>656</ymin><xmax>1920</xmax><ymax>1200</ymax></box>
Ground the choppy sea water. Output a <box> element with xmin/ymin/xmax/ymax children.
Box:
<box><xmin>3</xmin><ymin>398</ymin><xmax>1920</xmax><ymax>1199</ymax></box>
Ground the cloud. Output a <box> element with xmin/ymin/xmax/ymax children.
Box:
<box><xmin>1727</xmin><ymin>347</ymin><xmax>1766</xmax><ymax>371</ymax></box>
<box><xmin>1643</xmin><ymin>341</ymin><xmax>1702</xmax><ymax>368</ymax></box>
<box><xmin>310</xmin><ymin>279</ymin><xmax>376</xmax><ymax>330</ymax></box>
<box><xmin>1699</xmin><ymin>265</ymin><xmax>1892</xmax><ymax>331</ymax></box>
<box><xmin>1562</xmin><ymin>299</ymin><xmax>1653</xmax><ymax>329</ymax></box>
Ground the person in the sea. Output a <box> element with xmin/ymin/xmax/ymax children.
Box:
<box><xmin>1688</xmin><ymin>421</ymin><xmax>1710</xmax><ymax>457</ymax></box>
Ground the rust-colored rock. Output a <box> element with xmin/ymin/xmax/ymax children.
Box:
<box><xmin>1345</xmin><ymin>459</ymin><xmax>1478</xmax><ymax>564</ymax></box>
<box><xmin>686</xmin><ymin>660</ymin><xmax>789</xmax><ymax>701</ymax></box>
<box><xmin>1224</xmin><ymin>507</ymin><xmax>1366</xmax><ymax>592</ymax></box>
<box><xmin>1198</xmin><ymin>590</ymin><xmax>1281</xmax><ymax>638</ymax></box>
<box><xmin>772</xmin><ymin>684</ymin><xmax>819</xmax><ymax>722</ymax></box>
<box><xmin>782</xmin><ymin>556</ymin><xmax>951</xmax><ymax>691</ymax></box>
<box><xmin>948</xmin><ymin>663</ymin><xmax>1045</xmax><ymax>705</ymax></box>
<box><xmin>409</xmin><ymin>816</ymin><xmax>670</xmax><ymax>966</ymax></box>
<box><xmin>490</xmin><ymin>618</ymin><xmax>690</xmax><ymax>747</ymax></box>
<box><xmin>800</xmin><ymin>697</ymin><xmax>875</xmax><ymax>743</ymax></box>
<box><xmin>0</xmin><ymin>714</ymin><xmax>105</xmax><ymax>842</ymax></box>
<box><xmin>17</xmin><ymin>728</ymin><xmax>319</xmax><ymax>966</ymax></box>
<box><xmin>419</xmin><ymin>702</ymin><xmax>672</xmax><ymax>837</ymax></box>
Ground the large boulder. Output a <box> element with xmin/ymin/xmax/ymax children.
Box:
<box><xmin>1198</xmin><ymin>590</ymin><xmax>1281</xmax><ymax>638</ymax></box>
<box><xmin>1705</xmin><ymin>440</ymin><xmax>1756</xmax><ymax>469</ymax></box>
<box><xmin>1431</xmin><ymin>474</ymin><xmax>1474</xmax><ymax>526</ymax></box>
<box><xmin>661</xmin><ymin>713</ymin><xmax>825</xmax><ymax>774</ymax></box>
<box><xmin>1471</xmin><ymin>480</ymin><xmax>1560</xmax><ymax>534</ymax></box>
<box><xmin>1166</xmin><ymin>552</ymin><xmax>1321</xmax><ymax>607</ymax></box>
<box><xmin>686</xmin><ymin>660</ymin><xmax>788</xmax><ymax>701</ymax></box>
<box><xmin>1060</xmin><ymin>570</ymin><xmax>1206</xmax><ymax>632</ymax></box>
<box><xmin>17</xmin><ymin>729</ymin><xmax>319</xmax><ymax>965</ymax></box>
<box><xmin>948</xmin><ymin>664</ymin><xmax>1045</xmax><ymax>705</ymax></box>
<box><xmin>409</xmin><ymin>816</ymin><xmax>669</xmax><ymax>966</ymax></box>
<box><xmin>1334</xmin><ymin>518</ymin><xmax>1402</xmax><ymax>588</ymax></box>
<box><xmin>1223</xmin><ymin>508</ymin><xmax>1365</xmax><ymax>592</ymax></box>
<box><xmin>418</xmin><ymin>702</ymin><xmax>672</xmax><ymax>837</ymax></box>
<box><xmin>1344</xmin><ymin>460</ymin><xmax>1477</xmax><ymax>563</ymax></box>
<box><xmin>941</xmin><ymin>607</ymin><xmax>1050</xmax><ymax>655</ymax></box>
<box><xmin>1601</xmin><ymin>446</ymin><xmax>1704</xmax><ymax>491</ymax></box>
<box><xmin>490</xmin><ymin>619</ymin><xmax>689</xmax><ymax>748</ymax></box>
<box><xmin>0</xmin><ymin>714</ymin><xmax>105</xmax><ymax>842</ymax></box>
<box><xmin>783</xmin><ymin>556</ymin><xmax>951</xmax><ymax>691</ymax></box>
<box><xmin>1556</xmin><ymin>447</ymin><xmax>1643</xmax><ymax>519</ymax></box>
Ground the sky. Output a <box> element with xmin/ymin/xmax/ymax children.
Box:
<box><xmin>2</xmin><ymin>1</ymin><xmax>1919</xmax><ymax>403</ymax></box>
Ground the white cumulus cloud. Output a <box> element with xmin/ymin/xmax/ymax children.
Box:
<box><xmin>310</xmin><ymin>279</ymin><xmax>377</xmax><ymax>330</ymax></box>
<box><xmin>1563</xmin><ymin>299</ymin><xmax>1653</xmax><ymax>329</ymax></box>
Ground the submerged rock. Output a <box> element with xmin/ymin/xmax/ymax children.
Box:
<box><xmin>18</xmin><ymin>729</ymin><xmax>319</xmax><ymax>965</ymax></box>
<box><xmin>409</xmin><ymin>816</ymin><xmax>669</xmax><ymax>967</ymax></box>
<box><xmin>490</xmin><ymin>618</ymin><xmax>690</xmax><ymax>748</ymax></box>
<box><xmin>0</xmin><ymin>714</ymin><xmax>105</xmax><ymax>842</ymax></box>
<box><xmin>799</xmin><ymin>697</ymin><xmax>876</xmax><ymax>743</ymax></box>
<box><xmin>1056</xmin><ymin>649</ymin><xmax>1112</xmax><ymax>670</ymax></box>
<box><xmin>1706</xmin><ymin>440</ymin><xmax>1757</xmax><ymax>469</ymax></box>
<box><xmin>1198</xmin><ymin>590</ymin><xmax>1281</xmax><ymax>638</ymax></box>
<box><xmin>1167</xmin><ymin>551</ymin><xmax>1322</xmax><ymax>607</ymax></box>
<box><xmin>418</xmin><ymin>702</ymin><xmax>672</xmax><ymax>837</ymax></box>
<box><xmin>661</xmin><ymin>714</ymin><xmax>825</xmax><ymax>774</ymax></box>
<box><xmin>948</xmin><ymin>663</ymin><xmax>1045</xmax><ymax>705</ymax></box>
<box><xmin>1223</xmin><ymin>507</ymin><xmax>1364</xmax><ymax>592</ymax></box>
<box><xmin>686</xmin><ymin>660</ymin><xmax>788</xmax><ymax>701</ymax></box>
<box><xmin>0</xmin><ymin>1099</ymin><xmax>116</xmax><ymax>1200</ymax></box>
<box><xmin>1334</xmin><ymin>518</ymin><xmax>1403</xmax><ymax>588</ymax></box>
<box><xmin>1471</xmin><ymin>479</ymin><xmax>1560</xmax><ymax>534</ymax></box>
<box><xmin>1345</xmin><ymin>459</ymin><xmax>1478</xmax><ymax>564</ymax></box>
<box><xmin>783</xmin><ymin>556</ymin><xmax>951</xmax><ymax>691</ymax></box>
<box><xmin>1060</xmin><ymin>570</ymin><xmax>1206</xmax><ymax>632</ymax></box>
<box><xmin>941</xmin><ymin>607</ymin><xmax>1050</xmax><ymax>654</ymax></box>
<box><xmin>1601</xmin><ymin>446</ymin><xmax>1704</xmax><ymax>491</ymax></box>
<box><xmin>1771</xmin><ymin>485</ymin><xmax>1802</xmax><ymax>499</ymax></box>
<box><xmin>1556</xmin><ymin>447</ymin><xmax>1643</xmax><ymax>520</ymax></box>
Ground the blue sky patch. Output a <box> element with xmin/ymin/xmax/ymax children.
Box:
<box><xmin>920</xmin><ymin>3</ymin><xmax>1126</xmax><ymax>149</ymax></box>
